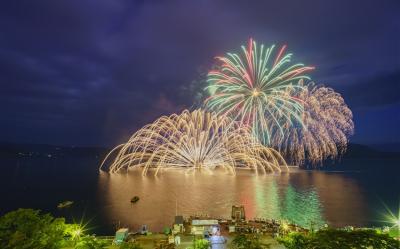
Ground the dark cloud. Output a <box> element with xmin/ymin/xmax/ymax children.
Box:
<box><xmin>0</xmin><ymin>0</ymin><xmax>399</xmax><ymax>145</ymax></box>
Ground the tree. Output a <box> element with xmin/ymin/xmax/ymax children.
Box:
<box><xmin>277</xmin><ymin>232</ymin><xmax>309</xmax><ymax>249</ymax></box>
<box><xmin>232</xmin><ymin>234</ymin><xmax>270</xmax><ymax>249</ymax></box>
<box><xmin>74</xmin><ymin>235</ymin><xmax>107</xmax><ymax>249</ymax></box>
<box><xmin>194</xmin><ymin>239</ymin><xmax>209</xmax><ymax>249</ymax></box>
<box><xmin>119</xmin><ymin>242</ymin><xmax>143</xmax><ymax>249</ymax></box>
<box><xmin>0</xmin><ymin>208</ymin><xmax>68</xmax><ymax>249</ymax></box>
<box><xmin>278</xmin><ymin>229</ymin><xmax>400</xmax><ymax>249</ymax></box>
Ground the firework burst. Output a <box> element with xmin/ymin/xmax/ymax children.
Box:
<box><xmin>205</xmin><ymin>38</ymin><xmax>314</xmax><ymax>145</ymax></box>
<box><xmin>276</xmin><ymin>83</ymin><xmax>354</xmax><ymax>165</ymax></box>
<box><xmin>100</xmin><ymin>109</ymin><xmax>287</xmax><ymax>174</ymax></box>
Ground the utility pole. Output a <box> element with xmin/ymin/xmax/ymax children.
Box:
<box><xmin>176</xmin><ymin>199</ymin><xmax>178</xmax><ymax>216</ymax></box>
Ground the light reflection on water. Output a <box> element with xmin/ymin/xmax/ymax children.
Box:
<box><xmin>97</xmin><ymin>168</ymin><xmax>366</xmax><ymax>232</ymax></box>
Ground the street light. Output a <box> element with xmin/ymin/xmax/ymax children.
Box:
<box><xmin>387</xmin><ymin>214</ymin><xmax>400</xmax><ymax>229</ymax></box>
<box><xmin>72</xmin><ymin>228</ymin><xmax>82</xmax><ymax>238</ymax></box>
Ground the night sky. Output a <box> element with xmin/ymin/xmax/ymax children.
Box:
<box><xmin>0</xmin><ymin>0</ymin><xmax>399</xmax><ymax>147</ymax></box>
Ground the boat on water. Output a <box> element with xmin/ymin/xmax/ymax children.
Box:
<box><xmin>131</xmin><ymin>196</ymin><xmax>140</xmax><ymax>203</ymax></box>
<box><xmin>57</xmin><ymin>201</ymin><xmax>74</xmax><ymax>208</ymax></box>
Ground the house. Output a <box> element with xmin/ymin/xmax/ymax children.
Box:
<box><xmin>114</xmin><ymin>228</ymin><xmax>129</xmax><ymax>244</ymax></box>
<box><xmin>231</xmin><ymin>205</ymin><xmax>246</xmax><ymax>221</ymax></box>
<box><xmin>190</xmin><ymin>219</ymin><xmax>218</xmax><ymax>235</ymax></box>
<box><xmin>173</xmin><ymin>215</ymin><xmax>185</xmax><ymax>234</ymax></box>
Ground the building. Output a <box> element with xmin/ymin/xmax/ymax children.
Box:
<box><xmin>114</xmin><ymin>228</ymin><xmax>129</xmax><ymax>244</ymax></box>
<box><xmin>173</xmin><ymin>215</ymin><xmax>185</xmax><ymax>234</ymax></box>
<box><xmin>190</xmin><ymin>219</ymin><xmax>219</xmax><ymax>235</ymax></box>
<box><xmin>231</xmin><ymin>205</ymin><xmax>246</xmax><ymax>221</ymax></box>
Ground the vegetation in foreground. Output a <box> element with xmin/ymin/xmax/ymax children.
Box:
<box><xmin>231</xmin><ymin>233</ymin><xmax>270</xmax><ymax>249</ymax></box>
<box><xmin>278</xmin><ymin>228</ymin><xmax>400</xmax><ymax>249</ymax></box>
<box><xmin>190</xmin><ymin>239</ymin><xmax>209</xmax><ymax>249</ymax></box>
<box><xmin>0</xmin><ymin>209</ymin><xmax>142</xmax><ymax>249</ymax></box>
<box><xmin>1</xmin><ymin>209</ymin><xmax>399</xmax><ymax>249</ymax></box>
<box><xmin>0</xmin><ymin>208</ymin><xmax>70</xmax><ymax>249</ymax></box>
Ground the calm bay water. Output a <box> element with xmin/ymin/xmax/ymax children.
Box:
<box><xmin>0</xmin><ymin>155</ymin><xmax>399</xmax><ymax>235</ymax></box>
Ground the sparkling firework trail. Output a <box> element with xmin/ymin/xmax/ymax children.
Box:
<box><xmin>205</xmin><ymin>38</ymin><xmax>315</xmax><ymax>145</ymax></box>
<box><xmin>276</xmin><ymin>84</ymin><xmax>354</xmax><ymax>165</ymax></box>
<box><xmin>100</xmin><ymin>109</ymin><xmax>287</xmax><ymax>174</ymax></box>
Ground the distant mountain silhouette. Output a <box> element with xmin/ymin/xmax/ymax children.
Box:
<box><xmin>0</xmin><ymin>142</ymin><xmax>398</xmax><ymax>172</ymax></box>
<box><xmin>1</xmin><ymin>142</ymin><xmax>398</xmax><ymax>158</ymax></box>
<box><xmin>0</xmin><ymin>142</ymin><xmax>109</xmax><ymax>159</ymax></box>
<box><xmin>313</xmin><ymin>143</ymin><xmax>400</xmax><ymax>171</ymax></box>
<box><xmin>343</xmin><ymin>143</ymin><xmax>399</xmax><ymax>158</ymax></box>
<box><xmin>369</xmin><ymin>143</ymin><xmax>400</xmax><ymax>153</ymax></box>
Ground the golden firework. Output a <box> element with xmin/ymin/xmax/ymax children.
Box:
<box><xmin>100</xmin><ymin>109</ymin><xmax>287</xmax><ymax>174</ymax></box>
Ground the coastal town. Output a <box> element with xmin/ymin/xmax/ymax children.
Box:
<box><xmin>97</xmin><ymin>205</ymin><xmax>397</xmax><ymax>249</ymax></box>
<box><xmin>94</xmin><ymin>205</ymin><xmax>306</xmax><ymax>248</ymax></box>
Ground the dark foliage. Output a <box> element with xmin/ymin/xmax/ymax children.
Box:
<box><xmin>232</xmin><ymin>233</ymin><xmax>270</xmax><ymax>249</ymax></box>
<box><xmin>278</xmin><ymin>229</ymin><xmax>400</xmax><ymax>249</ymax></box>
<box><xmin>0</xmin><ymin>209</ymin><xmax>68</xmax><ymax>249</ymax></box>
